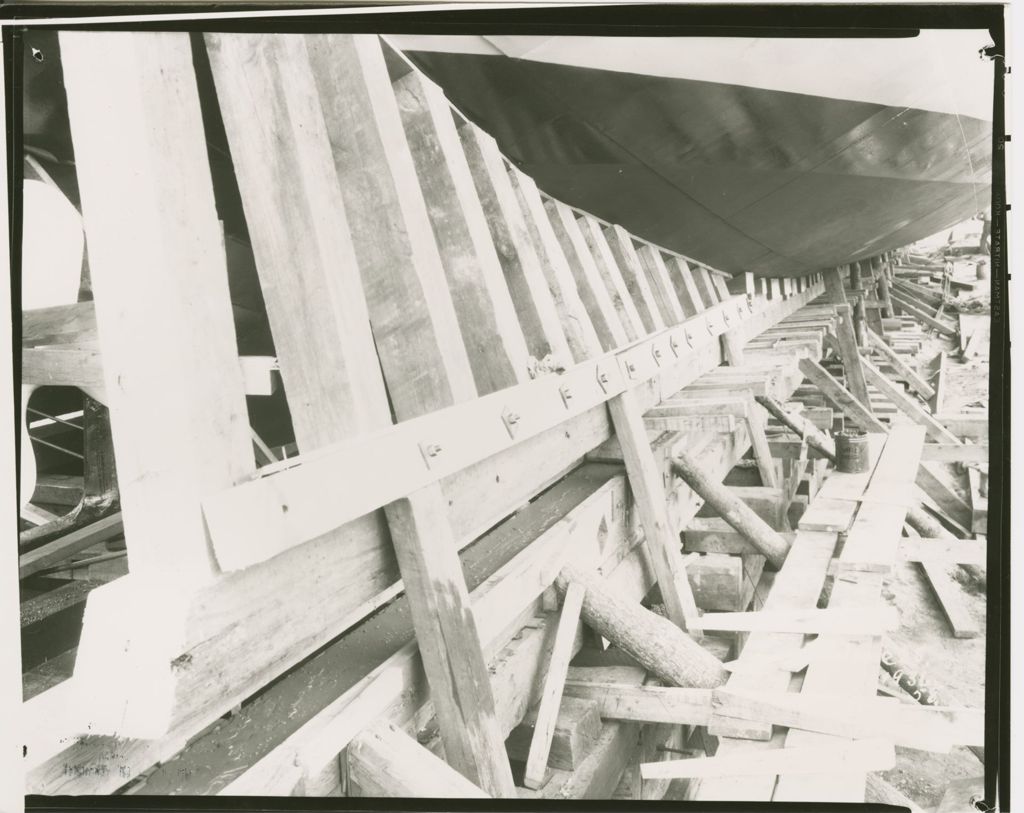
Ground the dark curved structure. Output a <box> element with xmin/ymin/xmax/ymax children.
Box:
<box><xmin>404</xmin><ymin>42</ymin><xmax>992</xmax><ymax>277</ymax></box>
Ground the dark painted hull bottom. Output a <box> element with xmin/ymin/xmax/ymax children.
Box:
<box><xmin>407</xmin><ymin>50</ymin><xmax>992</xmax><ymax>277</ymax></box>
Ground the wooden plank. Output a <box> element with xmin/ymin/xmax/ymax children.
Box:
<box><xmin>347</xmin><ymin>721</ymin><xmax>488</xmax><ymax>797</ymax></box>
<box><xmin>506</xmin><ymin>696</ymin><xmax>602</xmax><ymax>771</ymax></box>
<box><xmin>686</xmin><ymin>553</ymin><xmax>745</xmax><ymax>611</ymax></box>
<box><xmin>692</xmin><ymin>266</ymin><xmax>721</xmax><ymax>308</ymax></box>
<box><xmin>19</xmin><ymin>513</ymin><xmax>124</xmax><ymax>579</ymax></box>
<box><xmin>563</xmin><ymin>679</ymin><xmax>713</xmax><ymax>725</ymax></box>
<box><xmin>23</xmin><ymin>302</ymin><xmax>97</xmax><ymax>348</ymax></box>
<box><xmin>634</xmin><ymin>244</ymin><xmax>688</xmax><ymax>324</ymax></box>
<box><xmin>62</xmin><ymin>30</ymin><xmax>256</xmax><ymax>582</ymax></box>
<box><xmin>544</xmin><ymin>198</ymin><xmax>629</xmax><ymax>350</ymax></box>
<box><xmin>914</xmin><ymin>463</ymin><xmax>974</xmax><ymax>530</ymax></box>
<box><xmin>798</xmin><ymin>357</ymin><xmax>886</xmax><ymax>433</ymax></box>
<box><xmin>21</xmin><ymin>345</ymin><xmax>105</xmax><ymax>396</ymax></box>
<box><xmin>307</xmin><ymin>33</ymin><xmax>477</xmax><ymax>418</ymax></box>
<box><xmin>745</xmin><ymin>398</ymin><xmax>779</xmax><ymax>488</ymax></box>
<box><xmin>919</xmin><ymin>560</ymin><xmax>980</xmax><ymax>639</ymax></box>
<box><xmin>392</xmin><ymin>68</ymin><xmax>532</xmax><ymax>393</ymax></box>
<box><xmin>866</xmin><ymin>328</ymin><xmax>934</xmax><ymax>398</ymax></box>
<box><xmin>889</xmin><ymin>290</ymin><xmax>958</xmax><ymax>336</ymax></box>
<box><xmin>205</xmin><ymin>34</ymin><xmax>397</xmax><ymax>591</ymax></box>
<box><xmin>523</xmin><ymin>581</ymin><xmax>586</xmax><ymax>789</ymax></box>
<box><xmin>711</xmin><ymin>274</ymin><xmax>732</xmax><ymax>301</ymax></box>
<box><xmin>508</xmin><ymin>167</ymin><xmax>604</xmax><ymax>362</ymax></box>
<box><xmin>576</xmin><ymin>213</ymin><xmax>646</xmax><ymax>339</ymax></box>
<box><xmin>644</xmin><ymin>738</ymin><xmax>894</xmax><ymax>780</ymax></box>
<box><xmin>29</xmin><ymin>285</ymin><xmax>821</xmax><ymax>794</ymax></box>
<box><xmin>691</xmin><ymin>606</ymin><xmax>897</xmax><ymax>634</ymax></box>
<box><xmin>666</xmin><ymin>256</ymin><xmax>707</xmax><ymax>315</ymax></box>
<box><xmin>822</xmin><ymin>269</ymin><xmax>872</xmax><ymax>406</ymax></box>
<box><xmin>921</xmin><ymin>443</ymin><xmax>989</xmax><ymax>463</ymax></box>
<box><xmin>968</xmin><ymin>466</ymin><xmax>988</xmax><ymax>533</ymax></box>
<box><xmin>860</xmin><ymin>356</ymin><xmax>960</xmax><ymax>443</ymax></box>
<box><xmin>384</xmin><ymin>484</ymin><xmax>516</xmax><ymax>797</ymax></box>
<box><xmin>897</xmin><ymin>537</ymin><xmax>986</xmax><ymax>566</ymax></box>
<box><xmin>935</xmin><ymin>415</ymin><xmax>988</xmax><ymax>441</ymax></box>
<box><xmin>456</xmin><ymin>127</ymin><xmax>573</xmax><ymax>366</ymax></box>
<box><xmin>601</xmin><ymin>223</ymin><xmax>666</xmax><ymax>333</ymax></box>
<box><xmin>607</xmin><ymin>389</ymin><xmax>702</xmax><ymax>632</ymax></box>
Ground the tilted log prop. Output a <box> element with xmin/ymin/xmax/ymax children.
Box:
<box><xmin>669</xmin><ymin>448</ymin><xmax>790</xmax><ymax>569</ymax></box>
<box><xmin>554</xmin><ymin>564</ymin><xmax>728</xmax><ymax>690</ymax></box>
<box><xmin>758</xmin><ymin>395</ymin><xmax>985</xmax><ymax>580</ymax></box>
<box><xmin>755</xmin><ymin>395</ymin><xmax>837</xmax><ymax>462</ymax></box>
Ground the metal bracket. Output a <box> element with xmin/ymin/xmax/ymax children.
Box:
<box><xmin>501</xmin><ymin>407</ymin><xmax>521</xmax><ymax>439</ymax></box>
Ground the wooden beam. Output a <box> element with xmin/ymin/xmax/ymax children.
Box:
<box><xmin>307</xmin><ymin>33</ymin><xmax>478</xmax><ymax>417</ymax></box>
<box><xmin>384</xmin><ymin>484</ymin><xmax>517</xmax><ymax>797</ymax></box>
<box><xmin>506</xmin><ymin>167</ymin><xmax>603</xmax><ymax>363</ymax></box>
<box><xmin>633</xmin><ymin>243</ymin><xmax>688</xmax><ymax>324</ymax></box>
<box><xmin>889</xmin><ymin>290</ymin><xmax>958</xmax><ymax>336</ymax></box>
<box><xmin>797</xmin><ymin>357</ymin><xmax>886</xmax><ymax>433</ymax></box>
<box><xmin>545</xmin><ymin>198</ymin><xmax>629</xmax><ymax>350</ymax></box>
<box><xmin>919</xmin><ymin>560</ymin><xmax>980</xmax><ymax>639</ymax></box>
<box><xmin>914</xmin><ymin>463</ymin><xmax>974</xmax><ymax>531</ymax></box>
<box><xmin>666</xmin><ymin>256</ymin><xmax>708</xmax><ymax>315</ymax></box>
<box><xmin>897</xmin><ymin>537</ymin><xmax>986</xmax><ymax>566</ymax></box>
<box><xmin>866</xmin><ymin>328</ymin><xmax>934</xmax><ymax>399</ymax></box>
<box><xmin>564</xmin><ymin>677</ymin><xmax>713</xmax><ymax>725</ymax></box>
<box><xmin>691</xmin><ymin>606</ymin><xmax>897</xmax><ymax>634</ymax></box>
<box><xmin>347</xmin><ymin>721</ymin><xmax>488</xmax><ymax>797</ymax></box>
<box><xmin>523</xmin><ymin>581</ymin><xmax>586</xmax><ymax>789</ymax></box>
<box><xmin>643</xmin><ymin>738</ymin><xmax>894</xmax><ymax>780</ymax></box>
<box><xmin>822</xmin><ymin>268</ymin><xmax>872</xmax><ymax>407</ymax></box>
<box><xmin>608</xmin><ymin>389</ymin><xmax>702</xmax><ymax>632</ymax></box>
<box><xmin>575</xmin><ymin>213</ymin><xmax>646</xmax><ymax>340</ymax></box>
<box><xmin>506</xmin><ymin>696</ymin><xmax>602</xmax><ymax>771</ymax></box>
<box><xmin>19</xmin><ymin>513</ymin><xmax>124</xmax><ymax>579</ymax></box>
<box><xmin>62</xmin><ymin>30</ymin><xmax>256</xmax><ymax>583</ymax></box>
<box><xmin>859</xmin><ymin>356</ymin><xmax>960</xmax><ymax>443</ymax></box>
<box><xmin>600</xmin><ymin>224</ymin><xmax>666</xmax><ymax>333</ymax></box>
<box><xmin>391</xmin><ymin>68</ymin><xmax>532</xmax><ymax>393</ymax></box>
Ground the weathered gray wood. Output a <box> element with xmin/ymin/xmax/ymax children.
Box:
<box><xmin>671</xmin><ymin>449</ymin><xmax>790</xmax><ymax>569</ymax></box>
<box><xmin>822</xmin><ymin>269</ymin><xmax>872</xmax><ymax>407</ymax></box>
<box><xmin>348</xmin><ymin>721</ymin><xmax>489</xmax><ymax>797</ymax></box>
<box><xmin>385</xmin><ymin>484</ymin><xmax>517</xmax><ymax>797</ymax></box>
<box><xmin>555</xmin><ymin>564</ymin><xmax>728</xmax><ymax>690</ymax></box>
<box><xmin>392</xmin><ymin>69</ymin><xmax>532</xmax><ymax>393</ymax></box>
<box><xmin>798</xmin><ymin>357</ymin><xmax>887</xmax><ymax>434</ymax></box>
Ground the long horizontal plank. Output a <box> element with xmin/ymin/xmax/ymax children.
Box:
<box><xmin>690</xmin><ymin>607</ymin><xmax>897</xmax><ymax>634</ymax></box>
<box><xmin>203</xmin><ymin>295</ymin><xmax>751</xmax><ymax>570</ymax></box>
<box><xmin>921</xmin><ymin>443</ymin><xmax>989</xmax><ymax>463</ymax></box>
<box><xmin>642</xmin><ymin>738</ymin><xmax>894</xmax><ymax>780</ymax></box>
<box><xmin>28</xmin><ymin>285</ymin><xmax>821</xmax><ymax>794</ymax></box>
<box><xmin>19</xmin><ymin>513</ymin><xmax>124</xmax><ymax>579</ymax></box>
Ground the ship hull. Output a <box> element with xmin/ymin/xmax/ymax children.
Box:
<box><xmin>402</xmin><ymin>44</ymin><xmax>992</xmax><ymax>277</ymax></box>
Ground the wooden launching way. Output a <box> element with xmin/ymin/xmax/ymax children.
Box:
<box><xmin>17</xmin><ymin>32</ymin><xmax>987</xmax><ymax>804</ymax></box>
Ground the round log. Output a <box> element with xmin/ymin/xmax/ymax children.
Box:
<box><xmin>555</xmin><ymin>564</ymin><xmax>727</xmax><ymax>690</ymax></box>
<box><xmin>669</xmin><ymin>448</ymin><xmax>790</xmax><ymax>569</ymax></box>
<box><xmin>754</xmin><ymin>395</ymin><xmax>837</xmax><ymax>462</ymax></box>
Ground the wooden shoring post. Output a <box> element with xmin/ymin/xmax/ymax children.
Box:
<box><xmin>666</xmin><ymin>256</ymin><xmax>707</xmax><ymax>316</ymax></box>
<box><xmin>347</xmin><ymin>721</ymin><xmax>489</xmax><ymax>797</ymax></box>
<box><xmin>865</xmin><ymin>328</ymin><xmax>935</xmax><ymax>399</ymax></box>
<box><xmin>384</xmin><ymin>484</ymin><xmax>517</xmax><ymax>798</ymax></box>
<box><xmin>306</xmin><ymin>33</ymin><xmax>478</xmax><ymax>418</ymax></box>
<box><xmin>544</xmin><ymin>198</ymin><xmax>631</xmax><ymax>350</ymax></box>
<box><xmin>390</xmin><ymin>68</ymin><xmax>533</xmax><ymax>393</ymax></box>
<box><xmin>601</xmin><ymin>224</ymin><xmax>666</xmax><ymax>332</ymax></box>
<box><xmin>849</xmin><ymin>261</ymin><xmax>862</xmax><ymax>292</ymax></box>
<box><xmin>873</xmin><ymin>257</ymin><xmax>896</xmax><ymax>318</ymax></box>
<box><xmin>457</xmin><ymin>124</ymin><xmax>574</xmax><ymax>365</ymax></box>
<box><xmin>523</xmin><ymin>581</ymin><xmax>586</xmax><ymax>789</ymax></box>
<box><xmin>607</xmin><ymin>389</ymin><xmax>703</xmax><ymax>633</ymax></box>
<box><xmin>575</xmin><ymin>213</ymin><xmax>647</xmax><ymax>339</ymax></box>
<box><xmin>669</xmin><ymin>448</ymin><xmax>789</xmax><ymax>569</ymax></box>
<box><xmin>888</xmin><ymin>290</ymin><xmax>958</xmax><ymax>337</ymax></box>
<box><xmin>505</xmin><ymin>167</ymin><xmax>604</xmax><ymax>363</ymax></box>
<box><xmin>744</xmin><ymin>396</ymin><xmax>779</xmax><ymax>488</ymax></box>
<box><xmin>798</xmin><ymin>357</ymin><xmax>887</xmax><ymax>434</ymax></box>
<box><xmin>62</xmin><ymin>31</ymin><xmax>256</xmax><ymax>583</ymax></box>
<box><xmin>633</xmin><ymin>244</ymin><xmax>688</xmax><ymax>324</ymax></box>
<box><xmin>755</xmin><ymin>395</ymin><xmax>837</xmax><ymax>462</ymax></box>
<box><xmin>555</xmin><ymin>564</ymin><xmax>728</xmax><ymax>689</ymax></box>
<box><xmin>720</xmin><ymin>327</ymin><xmax>745</xmax><ymax>367</ymax></box>
<box><xmin>822</xmin><ymin>268</ymin><xmax>872</xmax><ymax>408</ymax></box>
